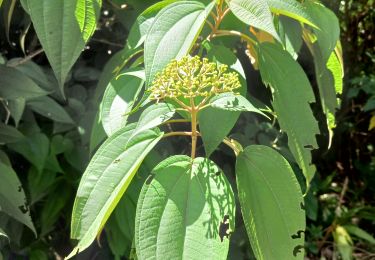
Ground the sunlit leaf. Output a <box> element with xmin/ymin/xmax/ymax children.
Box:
<box><xmin>226</xmin><ymin>0</ymin><xmax>280</xmax><ymax>41</ymax></box>
<box><xmin>68</xmin><ymin>124</ymin><xmax>163</xmax><ymax>258</ymax></box>
<box><xmin>144</xmin><ymin>0</ymin><xmax>214</xmax><ymax>86</ymax></box>
<box><xmin>135</xmin><ymin>155</ymin><xmax>235</xmax><ymax>259</ymax></box>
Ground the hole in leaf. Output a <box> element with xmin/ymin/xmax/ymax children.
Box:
<box><xmin>293</xmin><ymin>245</ymin><xmax>304</xmax><ymax>257</ymax></box>
<box><xmin>300</xmin><ymin>202</ymin><xmax>305</xmax><ymax>210</ymax></box>
<box><xmin>291</xmin><ymin>230</ymin><xmax>304</xmax><ymax>239</ymax></box>
<box><xmin>18</xmin><ymin>204</ymin><xmax>28</xmax><ymax>214</ymax></box>
<box><xmin>304</xmin><ymin>144</ymin><xmax>314</xmax><ymax>149</ymax></box>
<box><xmin>219</xmin><ymin>215</ymin><xmax>231</xmax><ymax>242</ymax></box>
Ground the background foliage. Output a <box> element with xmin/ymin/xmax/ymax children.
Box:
<box><xmin>0</xmin><ymin>0</ymin><xmax>374</xmax><ymax>259</ymax></box>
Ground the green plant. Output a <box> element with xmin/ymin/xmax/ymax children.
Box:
<box><xmin>65</xmin><ymin>0</ymin><xmax>343</xmax><ymax>259</ymax></box>
<box><xmin>0</xmin><ymin>0</ymin><xmax>346</xmax><ymax>259</ymax></box>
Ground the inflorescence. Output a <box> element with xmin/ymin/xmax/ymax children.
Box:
<box><xmin>148</xmin><ymin>56</ymin><xmax>241</xmax><ymax>101</ymax></box>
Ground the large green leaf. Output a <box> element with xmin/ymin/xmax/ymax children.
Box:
<box><xmin>144</xmin><ymin>0</ymin><xmax>214</xmax><ymax>86</ymax></box>
<box><xmin>0</xmin><ymin>123</ymin><xmax>24</xmax><ymax>144</ymax></box>
<box><xmin>100</xmin><ymin>71</ymin><xmax>145</xmax><ymax>136</ymax></box>
<box><xmin>236</xmin><ymin>145</ymin><xmax>305</xmax><ymax>259</ymax></box>
<box><xmin>68</xmin><ymin>124</ymin><xmax>163</xmax><ymax>258</ymax></box>
<box><xmin>267</xmin><ymin>0</ymin><xmax>316</xmax><ymax>28</ymax></box>
<box><xmin>199</xmin><ymin>44</ymin><xmax>246</xmax><ymax>157</ymax></box>
<box><xmin>0</xmin><ymin>162</ymin><xmax>36</xmax><ymax>235</ymax></box>
<box><xmin>257</xmin><ymin>43</ymin><xmax>319</xmax><ymax>184</ymax></box>
<box><xmin>226</xmin><ymin>0</ymin><xmax>280</xmax><ymax>41</ymax></box>
<box><xmin>27</xmin><ymin>96</ymin><xmax>74</xmax><ymax>124</ymax></box>
<box><xmin>127</xmin><ymin>0</ymin><xmax>178</xmax><ymax>49</ymax></box>
<box><xmin>0</xmin><ymin>65</ymin><xmax>49</xmax><ymax>100</ymax></box>
<box><xmin>344</xmin><ymin>225</ymin><xmax>375</xmax><ymax>245</ymax></box>
<box><xmin>24</xmin><ymin>0</ymin><xmax>101</xmax><ymax>93</ymax></box>
<box><xmin>135</xmin><ymin>155</ymin><xmax>235</xmax><ymax>260</ymax></box>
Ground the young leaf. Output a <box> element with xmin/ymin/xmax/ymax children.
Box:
<box><xmin>226</xmin><ymin>0</ymin><xmax>280</xmax><ymax>41</ymax></box>
<box><xmin>267</xmin><ymin>0</ymin><xmax>317</xmax><ymax>28</ymax></box>
<box><xmin>127</xmin><ymin>0</ymin><xmax>178</xmax><ymax>49</ymax></box>
<box><xmin>209</xmin><ymin>92</ymin><xmax>268</xmax><ymax>117</ymax></box>
<box><xmin>0</xmin><ymin>123</ymin><xmax>25</xmax><ymax>144</ymax></box>
<box><xmin>68</xmin><ymin>124</ymin><xmax>163</xmax><ymax>258</ymax></box>
<box><xmin>27</xmin><ymin>96</ymin><xmax>75</xmax><ymax>124</ymax></box>
<box><xmin>100</xmin><ymin>70</ymin><xmax>145</xmax><ymax>136</ymax></box>
<box><xmin>236</xmin><ymin>145</ymin><xmax>305</xmax><ymax>259</ymax></box>
<box><xmin>0</xmin><ymin>162</ymin><xmax>36</xmax><ymax>235</ymax></box>
<box><xmin>257</xmin><ymin>43</ymin><xmax>319</xmax><ymax>184</ymax></box>
<box><xmin>23</xmin><ymin>0</ymin><xmax>102</xmax><ymax>93</ymax></box>
<box><xmin>135</xmin><ymin>155</ymin><xmax>235</xmax><ymax>260</ymax></box>
<box><xmin>0</xmin><ymin>65</ymin><xmax>49</xmax><ymax>100</ymax></box>
<box><xmin>144</xmin><ymin>1</ymin><xmax>214</xmax><ymax>86</ymax></box>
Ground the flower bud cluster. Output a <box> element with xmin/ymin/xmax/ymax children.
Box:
<box><xmin>148</xmin><ymin>56</ymin><xmax>241</xmax><ymax>101</ymax></box>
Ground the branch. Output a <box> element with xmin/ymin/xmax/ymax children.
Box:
<box><xmin>7</xmin><ymin>48</ymin><xmax>44</xmax><ymax>67</ymax></box>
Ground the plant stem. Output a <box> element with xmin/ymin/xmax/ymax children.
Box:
<box><xmin>213</xmin><ymin>30</ymin><xmax>257</xmax><ymax>45</ymax></box>
<box><xmin>163</xmin><ymin>131</ymin><xmax>193</xmax><ymax>138</ymax></box>
<box><xmin>190</xmin><ymin>98</ymin><xmax>198</xmax><ymax>159</ymax></box>
<box><xmin>161</xmin><ymin>119</ymin><xmax>190</xmax><ymax>125</ymax></box>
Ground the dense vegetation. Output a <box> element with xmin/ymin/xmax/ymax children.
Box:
<box><xmin>0</xmin><ymin>0</ymin><xmax>373</xmax><ymax>259</ymax></box>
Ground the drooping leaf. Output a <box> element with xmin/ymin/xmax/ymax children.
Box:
<box><xmin>68</xmin><ymin>124</ymin><xmax>163</xmax><ymax>258</ymax></box>
<box><xmin>226</xmin><ymin>0</ymin><xmax>280</xmax><ymax>41</ymax></box>
<box><xmin>303</xmin><ymin>1</ymin><xmax>340</xmax><ymax>142</ymax></box>
<box><xmin>199</xmin><ymin>44</ymin><xmax>246</xmax><ymax>157</ymax></box>
<box><xmin>0</xmin><ymin>162</ymin><xmax>36</xmax><ymax>235</ymax></box>
<box><xmin>127</xmin><ymin>0</ymin><xmax>178</xmax><ymax>49</ymax></box>
<box><xmin>100</xmin><ymin>70</ymin><xmax>145</xmax><ymax>136</ymax></box>
<box><xmin>209</xmin><ymin>92</ymin><xmax>267</xmax><ymax>117</ymax></box>
<box><xmin>267</xmin><ymin>0</ymin><xmax>316</xmax><ymax>28</ymax></box>
<box><xmin>257</xmin><ymin>43</ymin><xmax>319</xmax><ymax>184</ymax></box>
<box><xmin>23</xmin><ymin>0</ymin><xmax>102</xmax><ymax>93</ymax></box>
<box><xmin>144</xmin><ymin>0</ymin><xmax>214</xmax><ymax>86</ymax></box>
<box><xmin>0</xmin><ymin>65</ymin><xmax>49</xmax><ymax>100</ymax></box>
<box><xmin>133</xmin><ymin>102</ymin><xmax>175</xmax><ymax>135</ymax></box>
<box><xmin>0</xmin><ymin>123</ymin><xmax>24</xmax><ymax>144</ymax></box>
<box><xmin>236</xmin><ymin>145</ymin><xmax>305</xmax><ymax>259</ymax></box>
<box><xmin>9</xmin><ymin>132</ymin><xmax>49</xmax><ymax>173</ymax></box>
<box><xmin>27</xmin><ymin>96</ymin><xmax>74</xmax><ymax>124</ymax></box>
<box><xmin>135</xmin><ymin>155</ymin><xmax>235</xmax><ymax>260</ymax></box>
